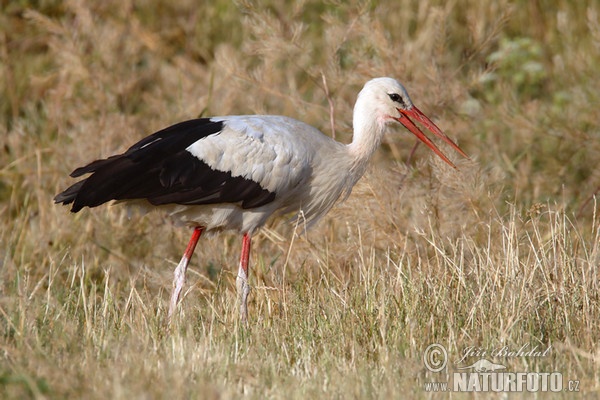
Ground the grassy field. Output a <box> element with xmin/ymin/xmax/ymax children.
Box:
<box><xmin>2</xmin><ymin>0</ymin><xmax>600</xmax><ymax>398</ymax></box>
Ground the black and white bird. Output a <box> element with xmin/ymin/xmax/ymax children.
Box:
<box><xmin>55</xmin><ymin>77</ymin><xmax>468</xmax><ymax>322</ymax></box>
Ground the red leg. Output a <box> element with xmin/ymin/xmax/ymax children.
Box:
<box><xmin>168</xmin><ymin>227</ymin><xmax>203</xmax><ymax>322</ymax></box>
<box><xmin>236</xmin><ymin>233</ymin><xmax>252</xmax><ymax>322</ymax></box>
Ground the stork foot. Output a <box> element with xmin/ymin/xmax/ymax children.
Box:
<box><xmin>236</xmin><ymin>275</ymin><xmax>250</xmax><ymax>323</ymax></box>
<box><xmin>167</xmin><ymin>227</ymin><xmax>203</xmax><ymax>325</ymax></box>
<box><xmin>168</xmin><ymin>255</ymin><xmax>188</xmax><ymax>322</ymax></box>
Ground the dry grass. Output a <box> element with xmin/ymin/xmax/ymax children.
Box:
<box><xmin>2</xmin><ymin>0</ymin><xmax>600</xmax><ymax>398</ymax></box>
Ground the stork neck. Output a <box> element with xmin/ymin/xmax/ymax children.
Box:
<box><xmin>348</xmin><ymin>111</ymin><xmax>386</xmax><ymax>167</ymax></box>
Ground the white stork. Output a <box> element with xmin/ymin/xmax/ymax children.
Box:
<box><xmin>55</xmin><ymin>77</ymin><xmax>468</xmax><ymax>322</ymax></box>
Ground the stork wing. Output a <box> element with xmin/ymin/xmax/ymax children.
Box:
<box><xmin>54</xmin><ymin>118</ymin><xmax>278</xmax><ymax>212</ymax></box>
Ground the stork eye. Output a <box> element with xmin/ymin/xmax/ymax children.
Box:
<box><xmin>388</xmin><ymin>93</ymin><xmax>404</xmax><ymax>106</ymax></box>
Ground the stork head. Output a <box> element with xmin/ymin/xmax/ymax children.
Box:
<box><xmin>354</xmin><ymin>77</ymin><xmax>468</xmax><ymax>168</ymax></box>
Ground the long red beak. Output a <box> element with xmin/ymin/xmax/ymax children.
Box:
<box><xmin>395</xmin><ymin>106</ymin><xmax>468</xmax><ymax>168</ymax></box>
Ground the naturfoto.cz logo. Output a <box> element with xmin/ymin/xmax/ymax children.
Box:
<box><xmin>423</xmin><ymin>343</ymin><xmax>580</xmax><ymax>393</ymax></box>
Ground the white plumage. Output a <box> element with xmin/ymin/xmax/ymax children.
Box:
<box><xmin>55</xmin><ymin>77</ymin><xmax>468</xmax><ymax>322</ymax></box>
<box><xmin>174</xmin><ymin>115</ymin><xmax>349</xmax><ymax>231</ymax></box>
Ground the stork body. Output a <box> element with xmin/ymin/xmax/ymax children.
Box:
<box><xmin>55</xmin><ymin>77</ymin><xmax>468</xmax><ymax>322</ymax></box>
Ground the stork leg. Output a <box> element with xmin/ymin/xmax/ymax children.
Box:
<box><xmin>236</xmin><ymin>233</ymin><xmax>252</xmax><ymax>322</ymax></box>
<box><xmin>168</xmin><ymin>226</ymin><xmax>203</xmax><ymax>322</ymax></box>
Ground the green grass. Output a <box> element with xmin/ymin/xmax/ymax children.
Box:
<box><xmin>2</xmin><ymin>0</ymin><xmax>600</xmax><ymax>398</ymax></box>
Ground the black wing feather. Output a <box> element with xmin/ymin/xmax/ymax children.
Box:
<box><xmin>55</xmin><ymin>118</ymin><xmax>276</xmax><ymax>212</ymax></box>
